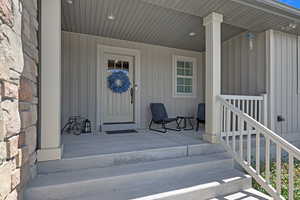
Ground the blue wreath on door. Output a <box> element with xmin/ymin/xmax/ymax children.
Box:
<box><xmin>107</xmin><ymin>71</ymin><xmax>131</xmax><ymax>93</ymax></box>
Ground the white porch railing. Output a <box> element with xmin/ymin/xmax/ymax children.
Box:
<box><xmin>221</xmin><ymin>94</ymin><xmax>267</xmax><ymax>125</ymax></box>
<box><xmin>218</xmin><ymin>95</ymin><xmax>300</xmax><ymax>200</ymax></box>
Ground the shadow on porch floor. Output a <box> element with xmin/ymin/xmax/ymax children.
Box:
<box><xmin>62</xmin><ymin>128</ymin><xmax>205</xmax><ymax>159</ymax></box>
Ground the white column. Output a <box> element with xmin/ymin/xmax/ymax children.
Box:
<box><xmin>203</xmin><ymin>12</ymin><xmax>223</xmax><ymax>143</ymax></box>
<box><xmin>37</xmin><ymin>0</ymin><xmax>62</xmax><ymax>161</ymax></box>
<box><xmin>266</xmin><ymin>30</ymin><xmax>275</xmax><ymax>131</ymax></box>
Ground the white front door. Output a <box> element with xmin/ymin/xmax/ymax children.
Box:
<box><xmin>103</xmin><ymin>53</ymin><xmax>134</xmax><ymax>123</ymax></box>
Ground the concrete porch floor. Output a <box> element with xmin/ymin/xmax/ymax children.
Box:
<box><xmin>62</xmin><ymin>129</ymin><xmax>205</xmax><ymax>159</ymax></box>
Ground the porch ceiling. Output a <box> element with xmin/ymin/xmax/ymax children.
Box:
<box><xmin>61</xmin><ymin>0</ymin><xmax>244</xmax><ymax>51</ymax></box>
<box><xmin>142</xmin><ymin>0</ymin><xmax>300</xmax><ymax>33</ymax></box>
<box><xmin>62</xmin><ymin>0</ymin><xmax>300</xmax><ymax>52</ymax></box>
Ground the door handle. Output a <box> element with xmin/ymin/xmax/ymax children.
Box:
<box><xmin>130</xmin><ymin>88</ymin><xmax>134</xmax><ymax>104</ymax></box>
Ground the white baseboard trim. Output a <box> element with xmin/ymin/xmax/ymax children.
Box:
<box><xmin>37</xmin><ymin>145</ymin><xmax>63</xmax><ymax>162</ymax></box>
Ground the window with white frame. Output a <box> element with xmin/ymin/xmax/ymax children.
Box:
<box><xmin>173</xmin><ymin>55</ymin><xmax>197</xmax><ymax>97</ymax></box>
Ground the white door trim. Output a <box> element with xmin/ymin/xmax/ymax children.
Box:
<box><xmin>97</xmin><ymin>45</ymin><xmax>141</xmax><ymax>131</ymax></box>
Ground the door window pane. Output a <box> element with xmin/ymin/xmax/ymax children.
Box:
<box><xmin>108</xmin><ymin>60</ymin><xmax>115</xmax><ymax>70</ymax></box>
<box><xmin>116</xmin><ymin>61</ymin><xmax>122</xmax><ymax>69</ymax></box>
<box><xmin>177</xmin><ymin>61</ymin><xmax>184</xmax><ymax>68</ymax></box>
<box><xmin>123</xmin><ymin>61</ymin><xmax>129</xmax><ymax>71</ymax></box>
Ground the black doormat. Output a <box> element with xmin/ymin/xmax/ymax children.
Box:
<box><xmin>106</xmin><ymin>129</ymin><xmax>138</xmax><ymax>135</ymax></box>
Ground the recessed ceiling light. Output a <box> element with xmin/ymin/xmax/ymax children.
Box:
<box><xmin>289</xmin><ymin>23</ymin><xmax>297</xmax><ymax>29</ymax></box>
<box><xmin>66</xmin><ymin>0</ymin><xmax>73</xmax><ymax>4</ymax></box>
<box><xmin>107</xmin><ymin>14</ymin><xmax>116</xmax><ymax>20</ymax></box>
<box><xmin>189</xmin><ymin>32</ymin><xmax>196</xmax><ymax>37</ymax></box>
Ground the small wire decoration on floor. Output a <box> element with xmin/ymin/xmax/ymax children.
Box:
<box><xmin>62</xmin><ymin>116</ymin><xmax>91</xmax><ymax>135</ymax></box>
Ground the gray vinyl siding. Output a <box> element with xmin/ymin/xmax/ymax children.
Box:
<box><xmin>62</xmin><ymin>30</ymin><xmax>300</xmax><ymax>136</ymax></box>
<box><xmin>221</xmin><ymin>32</ymin><xmax>266</xmax><ymax>95</ymax></box>
<box><xmin>271</xmin><ymin>31</ymin><xmax>300</xmax><ymax>136</ymax></box>
<box><xmin>61</xmin><ymin>31</ymin><xmax>205</xmax><ymax>130</ymax></box>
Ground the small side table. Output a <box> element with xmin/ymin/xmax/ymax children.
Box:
<box><xmin>177</xmin><ymin>116</ymin><xmax>194</xmax><ymax>130</ymax></box>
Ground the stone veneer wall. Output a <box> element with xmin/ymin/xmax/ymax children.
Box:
<box><xmin>0</xmin><ymin>0</ymin><xmax>38</xmax><ymax>199</ymax></box>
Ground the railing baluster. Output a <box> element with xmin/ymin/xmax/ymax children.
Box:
<box><xmin>232</xmin><ymin>113</ymin><xmax>236</xmax><ymax>153</ymax></box>
<box><xmin>239</xmin><ymin>117</ymin><xmax>243</xmax><ymax>159</ymax></box>
<box><xmin>226</xmin><ymin>106</ymin><xmax>230</xmax><ymax>145</ymax></box>
<box><xmin>289</xmin><ymin>154</ymin><xmax>294</xmax><ymax>200</ymax></box>
<box><xmin>241</xmin><ymin>100</ymin><xmax>244</xmax><ymax>114</ymax></box>
<box><xmin>247</xmin><ymin>123</ymin><xmax>251</xmax><ymax>165</ymax></box>
<box><xmin>221</xmin><ymin>105</ymin><xmax>225</xmax><ymax>134</ymax></box>
<box><xmin>254</xmin><ymin>100</ymin><xmax>258</xmax><ymax>120</ymax></box>
<box><xmin>258</xmin><ymin>99</ymin><xmax>262</xmax><ymax>123</ymax></box>
<box><xmin>250</xmin><ymin>100</ymin><xmax>254</xmax><ymax>119</ymax></box>
<box><xmin>223</xmin><ymin>105</ymin><xmax>226</xmax><ymax>134</ymax></box>
<box><xmin>246</xmin><ymin>100</ymin><xmax>250</xmax><ymax>115</ymax></box>
<box><xmin>276</xmin><ymin>144</ymin><xmax>282</xmax><ymax>195</ymax></box>
<box><xmin>265</xmin><ymin>137</ymin><xmax>271</xmax><ymax>184</ymax></box>
<box><xmin>256</xmin><ymin>132</ymin><xmax>260</xmax><ymax>174</ymax></box>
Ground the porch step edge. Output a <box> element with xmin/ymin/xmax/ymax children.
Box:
<box><xmin>25</xmin><ymin>169</ymin><xmax>251</xmax><ymax>200</ymax></box>
<box><xmin>211</xmin><ymin>188</ymin><xmax>273</xmax><ymax>200</ymax></box>
<box><xmin>38</xmin><ymin>143</ymin><xmax>226</xmax><ymax>174</ymax></box>
<box><xmin>32</xmin><ymin>152</ymin><xmax>233</xmax><ymax>188</ymax></box>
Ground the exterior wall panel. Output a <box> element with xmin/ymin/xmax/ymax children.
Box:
<box><xmin>271</xmin><ymin>31</ymin><xmax>300</xmax><ymax>136</ymax></box>
<box><xmin>61</xmin><ymin>31</ymin><xmax>205</xmax><ymax>130</ymax></box>
<box><xmin>221</xmin><ymin>32</ymin><xmax>266</xmax><ymax>95</ymax></box>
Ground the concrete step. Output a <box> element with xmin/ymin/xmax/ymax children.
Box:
<box><xmin>25</xmin><ymin>153</ymin><xmax>251</xmax><ymax>200</ymax></box>
<box><xmin>211</xmin><ymin>188</ymin><xmax>273</xmax><ymax>200</ymax></box>
<box><xmin>38</xmin><ymin>143</ymin><xmax>226</xmax><ymax>174</ymax></box>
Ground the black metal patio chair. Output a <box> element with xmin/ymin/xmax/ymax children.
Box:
<box><xmin>196</xmin><ymin>103</ymin><xmax>205</xmax><ymax>131</ymax></box>
<box><xmin>149</xmin><ymin>103</ymin><xmax>180</xmax><ymax>133</ymax></box>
